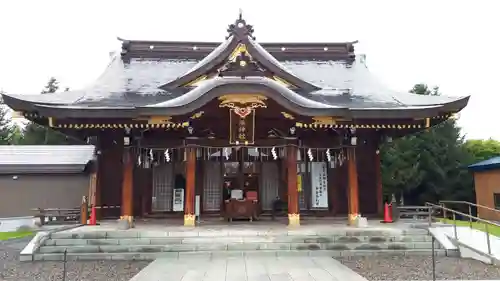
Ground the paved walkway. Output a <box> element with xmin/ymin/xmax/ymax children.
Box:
<box><xmin>129</xmin><ymin>256</ymin><xmax>368</xmax><ymax>281</ymax></box>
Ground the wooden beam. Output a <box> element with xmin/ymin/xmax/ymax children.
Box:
<box><xmin>184</xmin><ymin>148</ymin><xmax>196</xmax><ymax>226</ymax></box>
<box><xmin>347</xmin><ymin>147</ymin><xmax>359</xmax><ymax>225</ymax></box>
<box><xmin>287</xmin><ymin>146</ymin><xmax>300</xmax><ymax>226</ymax></box>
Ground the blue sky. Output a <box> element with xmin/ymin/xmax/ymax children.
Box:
<box><xmin>0</xmin><ymin>0</ymin><xmax>498</xmax><ymax>139</ymax></box>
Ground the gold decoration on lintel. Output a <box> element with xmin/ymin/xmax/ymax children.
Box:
<box><xmin>295</xmin><ymin>122</ymin><xmax>423</xmax><ymax>129</ymax></box>
<box><xmin>312</xmin><ymin>116</ymin><xmax>337</xmax><ymax>126</ymax></box>
<box><xmin>53</xmin><ymin>122</ymin><xmax>189</xmax><ymax>129</ymax></box>
<box><xmin>218</xmin><ymin>94</ymin><xmax>267</xmax><ymax>118</ymax></box>
<box><xmin>134</xmin><ymin>116</ymin><xmax>173</xmax><ymax>124</ymax></box>
<box><xmin>281</xmin><ymin>112</ymin><xmax>295</xmax><ymax>120</ymax></box>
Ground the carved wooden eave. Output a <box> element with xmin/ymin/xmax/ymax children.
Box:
<box><xmin>158</xmin><ymin>15</ymin><xmax>320</xmax><ymax>92</ymax></box>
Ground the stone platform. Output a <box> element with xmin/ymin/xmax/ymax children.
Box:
<box><xmin>22</xmin><ymin>219</ymin><xmax>456</xmax><ymax>261</ymax></box>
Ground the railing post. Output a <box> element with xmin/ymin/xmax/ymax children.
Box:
<box><xmin>431</xmin><ymin>235</ymin><xmax>436</xmax><ymax>281</ymax></box>
<box><xmin>428</xmin><ymin>206</ymin><xmax>433</xmax><ymax>226</ymax></box>
<box><xmin>442</xmin><ymin>203</ymin><xmax>447</xmax><ymax>219</ymax></box>
<box><xmin>468</xmin><ymin>205</ymin><xmax>473</xmax><ymax>229</ymax></box>
<box><xmin>452</xmin><ymin>212</ymin><xmax>458</xmax><ymax>239</ymax></box>
<box><xmin>485</xmin><ymin>223</ymin><xmax>492</xmax><ymax>255</ymax></box>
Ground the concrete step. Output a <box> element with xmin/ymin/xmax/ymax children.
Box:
<box><xmin>48</xmin><ymin>228</ymin><xmax>430</xmax><ymax>239</ymax></box>
<box><xmin>43</xmin><ymin>234</ymin><xmax>434</xmax><ymax>246</ymax></box>
<box><xmin>38</xmin><ymin>241</ymin><xmax>441</xmax><ymax>254</ymax></box>
<box><xmin>31</xmin><ymin>248</ymin><xmax>454</xmax><ymax>261</ymax></box>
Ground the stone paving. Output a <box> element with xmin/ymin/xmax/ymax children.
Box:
<box><xmin>129</xmin><ymin>256</ymin><xmax>369</xmax><ymax>281</ymax></box>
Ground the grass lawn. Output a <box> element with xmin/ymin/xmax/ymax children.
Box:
<box><xmin>440</xmin><ymin>219</ymin><xmax>500</xmax><ymax>237</ymax></box>
<box><xmin>0</xmin><ymin>231</ymin><xmax>33</xmax><ymax>241</ymax></box>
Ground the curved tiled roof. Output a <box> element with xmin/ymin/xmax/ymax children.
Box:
<box><xmin>1</xmin><ymin>16</ymin><xmax>469</xmax><ymax>119</ymax></box>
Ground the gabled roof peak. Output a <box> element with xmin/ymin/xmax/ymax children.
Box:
<box><xmin>226</xmin><ymin>10</ymin><xmax>255</xmax><ymax>40</ymax></box>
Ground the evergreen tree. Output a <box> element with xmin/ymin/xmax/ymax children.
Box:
<box><xmin>0</xmin><ymin>93</ymin><xmax>13</xmax><ymax>145</ymax></box>
<box><xmin>380</xmin><ymin>84</ymin><xmax>475</xmax><ymax>205</ymax></box>
<box><xmin>20</xmin><ymin>77</ymin><xmax>73</xmax><ymax>145</ymax></box>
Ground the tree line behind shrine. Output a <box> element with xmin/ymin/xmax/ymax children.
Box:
<box><xmin>1</xmin><ymin>78</ymin><xmax>499</xmax><ymax>206</ymax></box>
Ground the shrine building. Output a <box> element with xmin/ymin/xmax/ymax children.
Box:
<box><xmin>1</xmin><ymin>15</ymin><xmax>469</xmax><ymax>227</ymax></box>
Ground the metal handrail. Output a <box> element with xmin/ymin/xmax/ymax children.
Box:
<box><xmin>426</xmin><ymin>202</ymin><xmax>498</xmax><ymax>255</ymax></box>
<box><xmin>439</xmin><ymin>200</ymin><xmax>500</xmax><ymax>215</ymax></box>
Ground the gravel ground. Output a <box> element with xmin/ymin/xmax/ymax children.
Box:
<box><xmin>0</xmin><ymin>237</ymin><xmax>149</xmax><ymax>281</ymax></box>
<box><xmin>337</xmin><ymin>255</ymin><xmax>500</xmax><ymax>280</ymax></box>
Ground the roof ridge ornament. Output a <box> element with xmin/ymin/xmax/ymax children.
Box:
<box><xmin>226</xmin><ymin>9</ymin><xmax>255</xmax><ymax>40</ymax></box>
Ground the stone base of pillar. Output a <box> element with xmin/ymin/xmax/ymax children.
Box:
<box><xmin>288</xmin><ymin>213</ymin><xmax>300</xmax><ymax>227</ymax></box>
<box><xmin>348</xmin><ymin>213</ymin><xmax>359</xmax><ymax>226</ymax></box>
<box><xmin>184</xmin><ymin>214</ymin><xmax>196</xmax><ymax>227</ymax></box>
<box><xmin>118</xmin><ymin>215</ymin><xmax>134</xmax><ymax>229</ymax></box>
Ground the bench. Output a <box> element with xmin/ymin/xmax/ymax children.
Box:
<box><xmin>31</xmin><ymin>208</ymin><xmax>81</xmax><ymax>225</ymax></box>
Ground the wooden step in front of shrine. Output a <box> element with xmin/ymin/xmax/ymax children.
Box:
<box><xmin>23</xmin><ymin>224</ymin><xmax>459</xmax><ymax>261</ymax></box>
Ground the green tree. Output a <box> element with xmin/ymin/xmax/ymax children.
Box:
<box><xmin>464</xmin><ymin>139</ymin><xmax>500</xmax><ymax>163</ymax></box>
<box><xmin>20</xmin><ymin>77</ymin><xmax>73</xmax><ymax>145</ymax></box>
<box><xmin>380</xmin><ymin>84</ymin><xmax>475</xmax><ymax>205</ymax></box>
<box><xmin>0</xmin><ymin>93</ymin><xmax>13</xmax><ymax>144</ymax></box>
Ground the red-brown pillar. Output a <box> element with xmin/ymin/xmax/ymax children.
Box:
<box><xmin>347</xmin><ymin>147</ymin><xmax>360</xmax><ymax>225</ymax></box>
<box><xmin>375</xmin><ymin>149</ymin><xmax>384</xmax><ymax>216</ymax></box>
<box><xmin>121</xmin><ymin>148</ymin><xmax>134</xmax><ymax>226</ymax></box>
<box><xmin>184</xmin><ymin>148</ymin><xmax>196</xmax><ymax>226</ymax></box>
<box><xmin>287</xmin><ymin>146</ymin><xmax>300</xmax><ymax>226</ymax></box>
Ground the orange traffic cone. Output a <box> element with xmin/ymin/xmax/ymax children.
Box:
<box><xmin>381</xmin><ymin>203</ymin><xmax>393</xmax><ymax>223</ymax></box>
<box><xmin>89</xmin><ymin>206</ymin><xmax>97</xmax><ymax>225</ymax></box>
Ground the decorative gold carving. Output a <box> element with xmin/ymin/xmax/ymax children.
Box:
<box><xmin>190</xmin><ymin>111</ymin><xmax>204</xmax><ymax>119</ymax></box>
<box><xmin>48</xmin><ymin>117</ymin><xmax>54</xmax><ymax>127</ymax></box>
<box><xmin>134</xmin><ymin>116</ymin><xmax>173</xmax><ymax>124</ymax></box>
<box><xmin>281</xmin><ymin>112</ymin><xmax>295</xmax><ymax>120</ymax></box>
<box><xmin>312</xmin><ymin>116</ymin><xmax>337</xmax><ymax>126</ymax></box>
<box><xmin>183</xmin><ymin>75</ymin><xmax>207</xmax><ymax>87</ymax></box>
<box><xmin>273</xmin><ymin>75</ymin><xmax>295</xmax><ymax>88</ymax></box>
<box><xmin>219</xmin><ymin>94</ymin><xmax>267</xmax><ymax>118</ymax></box>
<box><xmin>53</xmin><ymin>122</ymin><xmax>189</xmax><ymax>129</ymax></box>
<box><xmin>228</xmin><ymin>43</ymin><xmax>250</xmax><ymax>61</ymax></box>
<box><xmin>184</xmin><ymin>214</ymin><xmax>196</xmax><ymax>227</ymax></box>
<box><xmin>425</xmin><ymin>117</ymin><xmax>430</xmax><ymax>128</ymax></box>
<box><xmin>288</xmin><ymin>213</ymin><xmax>301</xmax><ymax>227</ymax></box>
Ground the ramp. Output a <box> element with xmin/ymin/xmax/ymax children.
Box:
<box><xmin>431</xmin><ymin>226</ymin><xmax>500</xmax><ymax>264</ymax></box>
<box><xmin>129</xmin><ymin>256</ymin><xmax>369</xmax><ymax>281</ymax></box>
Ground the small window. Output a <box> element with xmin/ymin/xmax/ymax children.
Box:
<box><xmin>494</xmin><ymin>193</ymin><xmax>500</xmax><ymax>210</ymax></box>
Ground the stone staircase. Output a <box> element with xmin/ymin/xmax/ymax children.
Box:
<box><xmin>28</xmin><ymin>228</ymin><xmax>454</xmax><ymax>261</ymax></box>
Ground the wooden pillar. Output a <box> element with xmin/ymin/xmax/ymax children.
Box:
<box><xmin>121</xmin><ymin>148</ymin><xmax>134</xmax><ymax>225</ymax></box>
<box><xmin>184</xmin><ymin>148</ymin><xmax>196</xmax><ymax>226</ymax></box>
<box><xmin>347</xmin><ymin>147</ymin><xmax>360</xmax><ymax>225</ymax></box>
<box><xmin>287</xmin><ymin>146</ymin><xmax>300</xmax><ymax>226</ymax></box>
<box><xmin>375</xmin><ymin>149</ymin><xmax>384</xmax><ymax>216</ymax></box>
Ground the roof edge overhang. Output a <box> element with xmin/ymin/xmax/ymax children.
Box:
<box><xmin>26</xmin><ymin>78</ymin><xmax>470</xmax><ymax>120</ymax></box>
<box><xmin>0</xmin><ymin>164</ymin><xmax>89</xmax><ymax>175</ymax></box>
